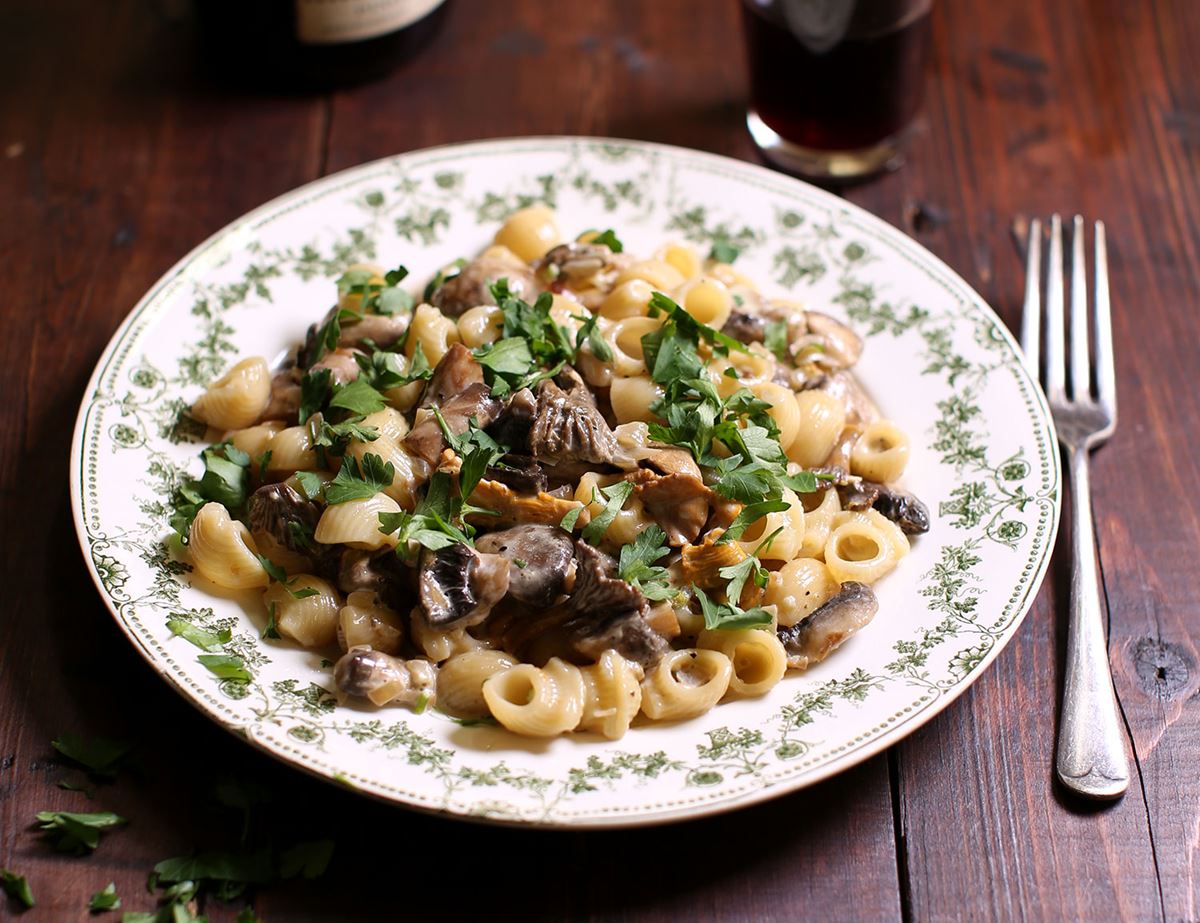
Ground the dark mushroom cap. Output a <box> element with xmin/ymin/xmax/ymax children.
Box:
<box><xmin>475</xmin><ymin>525</ymin><xmax>575</xmax><ymax>607</ymax></box>
<box><xmin>418</xmin><ymin>543</ymin><xmax>510</xmax><ymax>630</ymax></box>
<box><xmin>777</xmin><ymin>581</ymin><xmax>879</xmax><ymax>669</ymax></box>
<box><xmin>247</xmin><ymin>483</ymin><xmax>322</xmax><ymax>554</ymax></box>
<box><xmin>334</xmin><ymin>647</ymin><xmax>402</xmax><ymax>698</ymax></box>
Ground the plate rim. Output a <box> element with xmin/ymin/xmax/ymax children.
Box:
<box><xmin>69</xmin><ymin>135</ymin><xmax>1062</xmax><ymax>828</ymax></box>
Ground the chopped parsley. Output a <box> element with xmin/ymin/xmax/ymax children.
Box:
<box><xmin>51</xmin><ymin>734</ymin><xmax>133</xmax><ymax>780</ymax></box>
<box><xmin>764</xmin><ymin>319</ymin><xmax>790</xmax><ymax>362</ymax></box>
<box><xmin>324</xmin><ymin>453</ymin><xmax>394</xmax><ymax>505</ymax></box>
<box><xmin>328</xmin><ymin>378</ymin><xmax>388</xmax><ymax>417</ymax></box>
<box><xmin>89</xmin><ymin>882</ymin><xmax>120</xmax><ymax>912</ymax></box>
<box><xmin>255</xmin><ymin>556</ymin><xmax>319</xmax><ymax>599</ymax></box>
<box><xmin>166</xmin><ymin>619</ymin><xmax>230</xmax><ymax>652</ymax></box>
<box><xmin>581</xmin><ymin>481</ymin><xmax>635</xmax><ymax>545</ymax></box>
<box><xmin>695</xmin><ymin>586</ymin><xmax>773</xmax><ymax>630</ymax></box>
<box><xmin>35</xmin><ymin>810</ymin><xmax>125</xmax><ymax>855</ymax></box>
<box><xmin>0</xmin><ymin>869</ymin><xmax>34</xmax><ymax>909</ymax></box>
<box><xmin>354</xmin><ymin>339</ymin><xmax>432</xmax><ymax>392</ymax></box>
<box><xmin>378</xmin><ymin>470</ymin><xmax>473</xmax><ymax>556</ymax></box>
<box><xmin>708</xmin><ymin>239</ymin><xmax>741</xmax><ymax>264</ymax></box>
<box><xmin>262</xmin><ymin>602</ymin><xmax>281</xmax><ymax>640</ymax></box>
<box><xmin>617</xmin><ymin>525</ymin><xmax>674</xmax><ymax>600</ymax></box>
<box><xmin>298</xmin><ymin>367</ymin><xmax>333</xmax><ymax>423</ymax></box>
<box><xmin>589</xmin><ymin>228</ymin><xmax>624</xmax><ymax>252</ymax></box>
<box><xmin>198</xmin><ymin>654</ymin><xmax>253</xmax><ymax>683</ymax></box>
<box><xmin>716</xmin><ymin>499</ymin><xmax>790</xmax><ymax>544</ymax></box>
<box><xmin>169</xmin><ymin>443</ymin><xmax>252</xmax><ymax>542</ymax></box>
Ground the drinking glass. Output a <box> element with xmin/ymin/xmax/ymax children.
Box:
<box><xmin>742</xmin><ymin>0</ymin><xmax>933</xmax><ymax>181</ymax></box>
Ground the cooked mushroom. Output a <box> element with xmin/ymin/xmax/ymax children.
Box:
<box><xmin>430</xmin><ymin>248</ymin><xmax>541</xmax><ymax>318</ymax></box>
<box><xmin>418</xmin><ymin>343</ymin><xmax>484</xmax><ymax>409</ymax></box>
<box><xmin>475</xmin><ymin>524</ymin><xmax>575</xmax><ymax>607</ymax></box>
<box><xmin>262</xmin><ymin>367</ymin><xmax>302</xmax><ymax>421</ymax></box>
<box><xmin>563</xmin><ymin>542</ymin><xmax>669</xmax><ymax>668</ymax></box>
<box><xmin>487</xmin><ymin>388</ymin><xmax>537</xmax><ymax>448</ymax></box>
<box><xmin>483</xmin><ymin>455</ymin><xmax>548</xmax><ymax>495</ymax></box>
<box><xmin>720</xmin><ymin>311</ymin><xmax>768</xmax><ymax>345</ymax></box>
<box><xmin>337</xmin><ymin>313</ymin><xmax>409</xmax><ymax>352</ymax></box>
<box><xmin>777</xmin><ymin>581</ymin><xmax>878</xmax><ymax>670</ymax></box>
<box><xmin>839</xmin><ymin>481</ymin><xmax>931</xmax><ymax>535</ymax></box>
<box><xmin>528</xmin><ymin>377</ymin><xmax>618</xmax><ymax>467</ymax></box>
<box><xmin>311</xmin><ymin>347</ymin><xmax>362</xmax><ymax>385</ymax></box>
<box><xmin>247</xmin><ymin>483</ymin><xmax>322</xmax><ymax>554</ymax></box>
<box><xmin>466</xmin><ymin>478</ymin><xmax>589</xmax><ymax>529</ymax></box>
<box><xmin>810</xmin><ymin>370</ymin><xmax>880</xmax><ymax>424</ymax></box>
<box><xmin>633</xmin><ymin>447</ymin><xmax>711</xmax><ymax>546</ymax></box>
<box><xmin>418</xmin><ymin>542</ymin><xmax>510</xmax><ymax>630</ymax></box>
<box><xmin>535</xmin><ymin>241</ymin><xmax>615</xmax><ymax>284</ymax></box>
<box><xmin>334</xmin><ymin>647</ymin><xmax>437</xmax><ymax>707</ymax></box>
<box><xmin>337</xmin><ymin>548</ymin><xmax>412</xmax><ymax>611</ymax></box>
<box><xmin>403</xmin><ymin>382</ymin><xmax>502</xmax><ymax>464</ymax></box>
<box><xmin>798</xmin><ymin>311</ymin><xmax>863</xmax><ymax>369</ymax></box>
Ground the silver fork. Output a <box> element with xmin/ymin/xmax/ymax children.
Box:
<box><xmin>1021</xmin><ymin>214</ymin><xmax>1129</xmax><ymax>800</ymax></box>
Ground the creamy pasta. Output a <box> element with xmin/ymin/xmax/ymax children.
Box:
<box><xmin>174</xmin><ymin>208</ymin><xmax>930</xmax><ymax>739</ymax></box>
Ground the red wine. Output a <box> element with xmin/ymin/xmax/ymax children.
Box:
<box><xmin>195</xmin><ymin>0</ymin><xmax>450</xmax><ymax>90</ymax></box>
<box><xmin>742</xmin><ymin>0</ymin><xmax>931</xmax><ymax>152</ymax></box>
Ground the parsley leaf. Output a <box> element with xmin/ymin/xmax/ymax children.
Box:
<box><xmin>694</xmin><ymin>586</ymin><xmax>773</xmax><ymax>631</ymax></box>
<box><xmin>717</xmin><ymin>499</ymin><xmax>790</xmax><ymax>544</ymax></box>
<box><xmin>617</xmin><ymin>525</ymin><xmax>675</xmax><ymax>600</ymax></box>
<box><xmin>590</xmin><ymin>228</ymin><xmax>624</xmax><ymax>253</ymax></box>
<box><xmin>559</xmin><ymin>506</ymin><xmax>585</xmax><ymax>531</ymax></box>
<box><xmin>764</xmin><ymin>319</ymin><xmax>789</xmax><ymax>362</ymax></box>
<box><xmin>263</xmin><ymin>602</ymin><xmax>281</xmax><ymax>640</ymax></box>
<box><xmin>89</xmin><ymin>881</ymin><xmax>120</xmax><ymax>912</ymax></box>
<box><xmin>324</xmin><ymin>453</ymin><xmax>394</xmax><ymax>505</ymax></box>
<box><xmin>378</xmin><ymin>471</ymin><xmax>473</xmax><ymax>555</ymax></box>
<box><xmin>709</xmin><ymin>459</ymin><xmax>778</xmax><ymax>504</ymax></box>
<box><xmin>328</xmin><ymin>378</ymin><xmax>387</xmax><ymax>417</ymax></box>
<box><xmin>198</xmin><ymin>654</ymin><xmax>253</xmax><ymax>682</ymax></box>
<box><xmin>0</xmin><ymin>869</ymin><xmax>34</xmax><ymax>909</ymax></box>
<box><xmin>35</xmin><ymin>810</ymin><xmax>125</xmax><ymax>854</ymax></box>
<box><xmin>166</xmin><ymin>619</ymin><xmax>230</xmax><ymax>652</ymax></box>
<box><xmin>255</xmin><ymin>556</ymin><xmax>319</xmax><ymax>599</ymax></box>
<box><xmin>709</xmin><ymin>239</ymin><xmax>740</xmax><ymax>264</ymax></box>
<box><xmin>719</xmin><ymin>527</ymin><xmax>780</xmax><ymax>604</ymax></box>
<box><xmin>580</xmin><ymin>481</ymin><xmax>635</xmax><ymax>545</ymax></box>
<box><xmin>294</xmin><ymin>470</ymin><xmax>324</xmax><ymax>500</ymax></box>
<box><xmin>169</xmin><ymin>443</ymin><xmax>252</xmax><ymax>542</ymax></box>
<box><xmin>51</xmin><ymin>734</ymin><xmax>133</xmax><ymax>780</ymax></box>
<box><xmin>575</xmin><ymin>312</ymin><xmax>614</xmax><ymax>362</ymax></box>
<box><xmin>298</xmin><ymin>367</ymin><xmax>333</xmax><ymax>424</ymax></box>
<box><xmin>473</xmin><ymin>337</ymin><xmax>534</xmax><ymax>377</ymax></box>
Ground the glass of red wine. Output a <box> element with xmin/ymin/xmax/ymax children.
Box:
<box><xmin>742</xmin><ymin>0</ymin><xmax>933</xmax><ymax>182</ymax></box>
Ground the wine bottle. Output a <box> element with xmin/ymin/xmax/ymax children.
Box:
<box><xmin>195</xmin><ymin>0</ymin><xmax>450</xmax><ymax>90</ymax></box>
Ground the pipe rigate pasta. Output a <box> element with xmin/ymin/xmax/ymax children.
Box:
<box><xmin>177</xmin><ymin>208</ymin><xmax>926</xmax><ymax>740</ymax></box>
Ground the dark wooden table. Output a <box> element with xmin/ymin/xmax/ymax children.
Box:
<box><xmin>3</xmin><ymin>1</ymin><xmax>1197</xmax><ymax>919</ymax></box>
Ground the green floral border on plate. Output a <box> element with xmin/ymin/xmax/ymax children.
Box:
<box><xmin>70</xmin><ymin>138</ymin><xmax>1060</xmax><ymax>827</ymax></box>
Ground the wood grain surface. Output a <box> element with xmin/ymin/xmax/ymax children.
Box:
<box><xmin>1</xmin><ymin>0</ymin><xmax>1195</xmax><ymax>920</ymax></box>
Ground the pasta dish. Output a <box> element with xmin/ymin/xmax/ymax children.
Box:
<box><xmin>174</xmin><ymin>206</ymin><xmax>929</xmax><ymax>739</ymax></box>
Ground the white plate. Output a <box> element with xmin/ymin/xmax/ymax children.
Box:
<box><xmin>70</xmin><ymin>137</ymin><xmax>1060</xmax><ymax>827</ymax></box>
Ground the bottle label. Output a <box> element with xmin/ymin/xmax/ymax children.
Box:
<box><xmin>295</xmin><ymin>0</ymin><xmax>444</xmax><ymax>45</ymax></box>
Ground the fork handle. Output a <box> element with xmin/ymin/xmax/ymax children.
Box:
<box><xmin>1055</xmin><ymin>445</ymin><xmax>1130</xmax><ymax>800</ymax></box>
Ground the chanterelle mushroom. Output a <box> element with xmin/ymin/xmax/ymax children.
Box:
<box><xmin>475</xmin><ymin>525</ymin><xmax>575</xmax><ymax>607</ymax></box>
<box><xmin>777</xmin><ymin>581</ymin><xmax>878</xmax><ymax>671</ymax></box>
<box><xmin>418</xmin><ymin>543</ymin><xmax>510</xmax><ymax>631</ymax></box>
<box><xmin>632</xmin><ymin>446</ymin><xmax>711</xmax><ymax>546</ymax></box>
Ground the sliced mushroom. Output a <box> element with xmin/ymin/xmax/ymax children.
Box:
<box><xmin>839</xmin><ymin>481</ymin><xmax>931</xmax><ymax>535</ymax></box>
<box><xmin>337</xmin><ymin>313</ymin><xmax>409</xmax><ymax>352</ymax></box>
<box><xmin>337</xmin><ymin>548</ymin><xmax>412</xmax><ymax>612</ymax></box>
<box><xmin>247</xmin><ymin>483</ymin><xmax>322</xmax><ymax>554</ymax></box>
<box><xmin>483</xmin><ymin>454</ymin><xmax>548</xmax><ymax>495</ymax></box>
<box><xmin>720</xmin><ymin>310</ymin><xmax>768</xmax><ymax>345</ymax></box>
<box><xmin>536</xmin><ymin>241</ymin><xmax>615</xmax><ymax>285</ymax></box>
<box><xmin>334</xmin><ymin>647</ymin><xmax>437</xmax><ymax>707</ymax></box>
<box><xmin>311</xmin><ymin>347</ymin><xmax>362</xmax><ymax>385</ymax></box>
<box><xmin>487</xmin><ymin>388</ymin><xmax>537</xmax><ymax>449</ymax></box>
<box><xmin>798</xmin><ymin>311</ymin><xmax>863</xmax><ymax>369</ymax></box>
<box><xmin>262</xmin><ymin>367</ymin><xmax>302</xmax><ymax>422</ymax></box>
<box><xmin>528</xmin><ymin>378</ymin><xmax>618</xmax><ymax>467</ymax></box>
<box><xmin>475</xmin><ymin>524</ymin><xmax>575</xmax><ymax>607</ymax></box>
<box><xmin>810</xmin><ymin>370</ymin><xmax>880</xmax><ymax>424</ymax></box>
<box><xmin>430</xmin><ymin>249</ymin><xmax>541</xmax><ymax>318</ymax></box>
<box><xmin>777</xmin><ymin>581</ymin><xmax>878</xmax><ymax>670</ymax></box>
<box><xmin>418</xmin><ymin>343</ymin><xmax>484</xmax><ymax>409</ymax></box>
<box><xmin>466</xmin><ymin>478</ymin><xmax>589</xmax><ymax>529</ymax></box>
<box><xmin>633</xmin><ymin>447</ymin><xmax>711</xmax><ymax>546</ymax></box>
<box><xmin>403</xmin><ymin>382</ymin><xmax>502</xmax><ymax>464</ymax></box>
<box><xmin>418</xmin><ymin>542</ymin><xmax>510</xmax><ymax>631</ymax></box>
<box><xmin>563</xmin><ymin>542</ymin><xmax>669</xmax><ymax>668</ymax></box>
